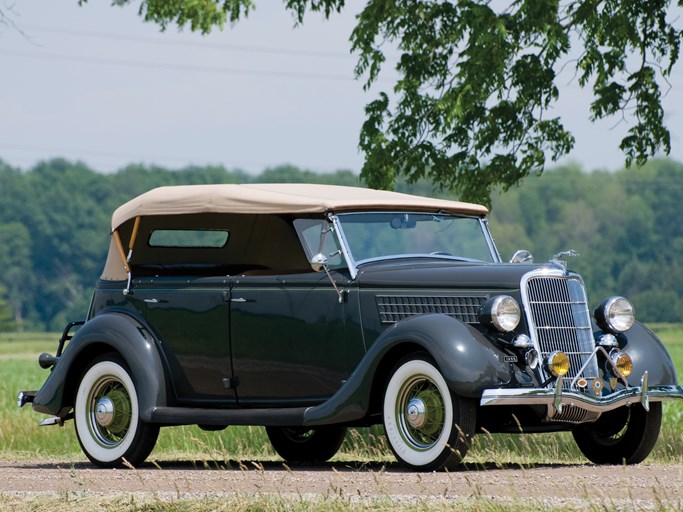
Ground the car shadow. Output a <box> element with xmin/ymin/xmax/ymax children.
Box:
<box><xmin>13</xmin><ymin>459</ymin><xmax>587</xmax><ymax>473</ymax></box>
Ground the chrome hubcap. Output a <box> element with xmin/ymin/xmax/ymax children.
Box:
<box><xmin>406</xmin><ymin>398</ymin><xmax>426</xmax><ymax>428</ymax></box>
<box><xmin>95</xmin><ymin>397</ymin><xmax>115</xmax><ymax>427</ymax></box>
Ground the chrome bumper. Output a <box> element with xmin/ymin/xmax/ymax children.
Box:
<box><xmin>17</xmin><ymin>390</ymin><xmax>36</xmax><ymax>408</ymax></box>
<box><xmin>480</xmin><ymin>372</ymin><xmax>683</xmax><ymax>414</ymax></box>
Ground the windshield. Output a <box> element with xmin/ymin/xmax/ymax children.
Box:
<box><xmin>336</xmin><ymin>212</ymin><xmax>496</xmax><ymax>264</ymax></box>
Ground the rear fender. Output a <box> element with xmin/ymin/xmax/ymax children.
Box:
<box><xmin>32</xmin><ymin>312</ymin><xmax>167</xmax><ymax>422</ymax></box>
<box><xmin>304</xmin><ymin>314</ymin><xmax>511</xmax><ymax>425</ymax></box>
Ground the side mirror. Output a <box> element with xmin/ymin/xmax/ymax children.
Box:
<box><xmin>310</xmin><ymin>253</ymin><xmax>328</xmax><ymax>272</ymax></box>
<box><xmin>510</xmin><ymin>250</ymin><xmax>534</xmax><ymax>264</ymax></box>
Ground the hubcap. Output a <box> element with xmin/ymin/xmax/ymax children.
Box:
<box><xmin>95</xmin><ymin>397</ymin><xmax>115</xmax><ymax>427</ymax></box>
<box><xmin>87</xmin><ymin>377</ymin><xmax>133</xmax><ymax>447</ymax></box>
<box><xmin>406</xmin><ymin>398</ymin><xmax>426</xmax><ymax>428</ymax></box>
<box><xmin>397</xmin><ymin>375</ymin><xmax>446</xmax><ymax>451</ymax></box>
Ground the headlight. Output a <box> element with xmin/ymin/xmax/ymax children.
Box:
<box><xmin>594</xmin><ymin>296</ymin><xmax>635</xmax><ymax>333</ymax></box>
<box><xmin>610</xmin><ymin>351</ymin><xmax>633</xmax><ymax>378</ymax></box>
<box><xmin>546</xmin><ymin>351</ymin><xmax>570</xmax><ymax>377</ymax></box>
<box><xmin>480</xmin><ymin>295</ymin><xmax>521</xmax><ymax>332</ymax></box>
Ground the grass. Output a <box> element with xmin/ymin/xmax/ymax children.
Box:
<box><xmin>1</xmin><ymin>326</ymin><xmax>682</xmax><ymax>465</ymax></box>
<box><xmin>2</xmin><ymin>326</ymin><xmax>683</xmax><ymax>466</ymax></box>
<box><xmin>8</xmin><ymin>494</ymin><xmax>682</xmax><ymax>512</ymax></box>
<box><xmin>1</xmin><ymin>327</ymin><xmax>682</xmax><ymax>511</ymax></box>
<box><xmin>0</xmin><ymin>494</ymin><xmax>657</xmax><ymax>512</ymax></box>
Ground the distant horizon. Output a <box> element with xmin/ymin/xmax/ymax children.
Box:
<box><xmin>3</xmin><ymin>154</ymin><xmax>677</xmax><ymax>178</ymax></box>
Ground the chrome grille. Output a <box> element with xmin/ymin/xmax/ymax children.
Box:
<box><xmin>550</xmin><ymin>406</ymin><xmax>600</xmax><ymax>424</ymax></box>
<box><xmin>523</xmin><ymin>273</ymin><xmax>598</xmax><ymax>384</ymax></box>
<box><xmin>376</xmin><ymin>295</ymin><xmax>487</xmax><ymax>324</ymax></box>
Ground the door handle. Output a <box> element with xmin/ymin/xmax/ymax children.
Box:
<box><xmin>230</xmin><ymin>297</ymin><xmax>247</xmax><ymax>303</ymax></box>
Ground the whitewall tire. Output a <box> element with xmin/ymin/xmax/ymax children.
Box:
<box><xmin>74</xmin><ymin>355</ymin><xmax>159</xmax><ymax>467</ymax></box>
<box><xmin>383</xmin><ymin>354</ymin><xmax>475</xmax><ymax>471</ymax></box>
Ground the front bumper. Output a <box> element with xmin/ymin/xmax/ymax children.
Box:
<box><xmin>480</xmin><ymin>372</ymin><xmax>683</xmax><ymax>414</ymax></box>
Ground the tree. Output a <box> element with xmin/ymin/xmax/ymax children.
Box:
<box><xmin>0</xmin><ymin>285</ymin><xmax>16</xmax><ymax>332</ymax></box>
<box><xmin>85</xmin><ymin>0</ymin><xmax>682</xmax><ymax>205</ymax></box>
<box><xmin>0</xmin><ymin>222</ymin><xmax>33</xmax><ymax>330</ymax></box>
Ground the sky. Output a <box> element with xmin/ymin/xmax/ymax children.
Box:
<box><xmin>2</xmin><ymin>1</ymin><xmax>683</xmax><ymax>177</ymax></box>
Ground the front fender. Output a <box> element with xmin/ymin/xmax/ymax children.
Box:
<box><xmin>32</xmin><ymin>312</ymin><xmax>167</xmax><ymax>422</ymax></box>
<box><xmin>304</xmin><ymin>314</ymin><xmax>511</xmax><ymax>426</ymax></box>
<box><xmin>621</xmin><ymin>321</ymin><xmax>679</xmax><ymax>386</ymax></box>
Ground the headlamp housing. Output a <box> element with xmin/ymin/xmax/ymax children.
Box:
<box><xmin>546</xmin><ymin>351</ymin><xmax>570</xmax><ymax>377</ymax></box>
<box><xmin>610</xmin><ymin>351</ymin><xmax>633</xmax><ymax>378</ymax></box>
<box><xmin>480</xmin><ymin>295</ymin><xmax>521</xmax><ymax>333</ymax></box>
<box><xmin>594</xmin><ymin>296</ymin><xmax>635</xmax><ymax>333</ymax></box>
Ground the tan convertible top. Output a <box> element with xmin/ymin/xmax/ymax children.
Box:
<box><xmin>102</xmin><ymin>184</ymin><xmax>488</xmax><ymax>282</ymax></box>
<box><xmin>112</xmin><ymin>183</ymin><xmax>487</xmax><ymax>230</ymax></box>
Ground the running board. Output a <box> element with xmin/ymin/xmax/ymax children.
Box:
<box><xmin>149</xmin><ymin>406</ymin><xmax>308</xmax><ymax>427</ymax></box>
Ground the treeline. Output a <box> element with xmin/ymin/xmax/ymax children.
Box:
<box><xmin>0</xmin><ymin>157</ymin><xmax>681</xmax><ymax>330</ymax></box>
<box><xmin>491</xmin><ymin>159</ymin><xmax>683</xmax><ymax>323</ymax></box>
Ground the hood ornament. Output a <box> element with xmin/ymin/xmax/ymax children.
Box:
<box><xmin>550</xmin><ymin>249</ymin><xmax>579</xmax><ymax>271</ymax></box>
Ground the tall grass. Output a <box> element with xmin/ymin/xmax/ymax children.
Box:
<box><xmin>1</xmin><ymin>326</ymin><xmax>682</xmax><ymax>466</ymax></box>
<box><xmin>1</xmin><ymin>493</ymin><xmax>664</xmax><ymax>512</ymax></box>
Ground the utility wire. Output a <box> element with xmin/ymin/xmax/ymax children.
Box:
<box><xmin>20</xmin><ymin>24</ymin><xmax>355</xmax><ymax>60</ymax></box>
<box><xmin>0</xmin><ymin>49</ymin><xmax>362</xmax><ymax>82</ymax></box>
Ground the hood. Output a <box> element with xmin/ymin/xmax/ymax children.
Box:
<box><xmin>356</xmin><ymin>260</ymin><xmax>563</xmax><ymax>291</ymax></box>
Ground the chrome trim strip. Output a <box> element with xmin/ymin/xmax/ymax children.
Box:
<box><xmin>480</xmin><ymin>217</ymin><xmax>502</xmax><ymax>263</ymax></box>
<box><xmin>328</xmin><ymin>213</ymin><xmax>358</xmax><ymax>280</ymax></box>
<box><xmin>330</xmin><ymin>212</ymin><xmax>499</xmax><ymax>276</ymax></box>
<box><xmin>480</xmin><ymin>383</ymin><xmax>683</xmax><ymax>413</ymax></box>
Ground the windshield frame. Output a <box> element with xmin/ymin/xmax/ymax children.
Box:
<box><xmin>329</xmin><ymin>211</ymin><xmax>501</xmax><ymax>278</ymax></box>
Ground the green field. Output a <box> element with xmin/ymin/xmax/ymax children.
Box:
<box><xmin>1</xmin><ymin>327</ymin><xmax>682</xmax><ymax>466</ymax></box>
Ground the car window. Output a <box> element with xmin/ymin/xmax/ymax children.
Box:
<box><xmin>148</xmin><ymin>229</ymin><xmax>229</xmax><ymax>248</ymax></box>
<box><xmin>337</xmin><ymin>213</ymin><xmax>494</xmax><ymax>263</ymax></box>
<box><xmin>294</xmin><ymin>219</ymin><xmax>346</xmax><ymax>270</ymax></box>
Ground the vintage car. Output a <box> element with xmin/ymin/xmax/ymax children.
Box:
<box><xmin>18</xmin><ymin>184</ymin><xmax>683</xmax><ymax>470</ymax></box>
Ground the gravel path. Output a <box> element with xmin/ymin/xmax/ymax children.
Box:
<box><xmin>0</xmin><ymin>460</ymin><xmax>681</xmax><ymax>509</ymax></box>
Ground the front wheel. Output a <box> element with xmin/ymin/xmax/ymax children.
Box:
<box><xmin>74</xmin><ymin>354</ymin><xmax>159</xmax><ymax>467</ymax></box>
<box><xmin>383</xmin><ymin>354</ymin><xmax>476</xmax><ymax>471</ymax></box>
<box><xmin>266</xmin><ymin>426</ymin><xmax>347</xmax><ymax>463</ymax></box>
<box><xmin>572</xmin><ymin>403</ymin><xmax>662</xmax><ymax>465</ymax></box>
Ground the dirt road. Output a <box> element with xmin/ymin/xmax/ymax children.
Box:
<box><xmin>0</xmin><ymin>460</ymin><xmax>681</xmax><ymax>509</ymax></box>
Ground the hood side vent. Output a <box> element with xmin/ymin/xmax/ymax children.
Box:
<box><xmin>376</xmin><ymin>295</ymin><xmax>487</xmax><ymax>324</ymax></box>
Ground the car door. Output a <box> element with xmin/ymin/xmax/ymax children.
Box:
<box><xmin>229</xmin><ymin>270</ymin><xmax>357</xmax><ymax>406</ymax></box>
<box><xmin>132</xmin><ymin>275</ymin><xmax>236</xmax><ymax>405</ymax></box>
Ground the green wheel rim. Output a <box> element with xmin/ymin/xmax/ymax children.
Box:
<box><xmin>86</xmin><ymin>376</ymin><xmax>132</xmax><ymax>449</ymax></box>
<box><xmin>395</xmin><ymin>374</ymin><xmax>446</xmax><ymax>451</ymax></box>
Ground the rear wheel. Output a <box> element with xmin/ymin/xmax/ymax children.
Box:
<box><xmin>572</xmin><ymin>403</ymin><xmax>662</xmax><ymax>465</ymax></box>
<box><xmin>383</xmin><ymin>354</ymin><xmax>476</xmax><ymax>471</ymax></box>
<box><xmin>74</xmin><ymin>354</ymin><xmax>159</xmax><ymax>467</ymax></box>
<box><xmin>266</xmin><ymin>426</ymin><xmax>347</xmax><ymax>462</ymax></box>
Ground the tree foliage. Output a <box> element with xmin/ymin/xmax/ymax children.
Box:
<box><xmin>84</xmin><ymin>0</ymin><xmax>683</xmax><ymax>205</ymax></box>
<box><xmin>0</xmin><ymin>285</ymin><xmax>15</xmax><ymax>332</ymax></box>
<box><xmin>490</xmin><ymin>158</ymin><xmax>683</xmax><ymax>322</ymax></box>
<box><xmin>2</xmin><ymin>157</ymin><xmax>683</xmax><ymax>330</ymax></box>
<box><xmin>0</xmin><ymin>159</ymin><xmax>361</xmax><ymax>330</ymax></box>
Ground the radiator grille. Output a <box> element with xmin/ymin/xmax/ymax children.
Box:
<box><xmin>376</xmin><ymin>295</ymin><xmax>487</xmax><ymax>324</ymax></box>
<box><xmin>524</xmin><ymin>274</ymin><xmax>598</xmax><ymax>384</ymax></box>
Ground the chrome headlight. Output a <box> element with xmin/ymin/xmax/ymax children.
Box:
<box><xmin>546</xmin><ymin>351</ymin><xmax>570</xmax><ymax>377</ymax></box>
<box><xmin>480</xmin><ymin>295</ymin><xmax>521</xmax><ymax>332</ymax></box>
<box><xmin>594</xmin><ymin>296</ymin><xmax>635</xmax><ymax>333</ymax></box>
<box><xmin>610</xmin><ymin>351</ymin><xmax>633</xmax><ymax>378</ymax></box>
